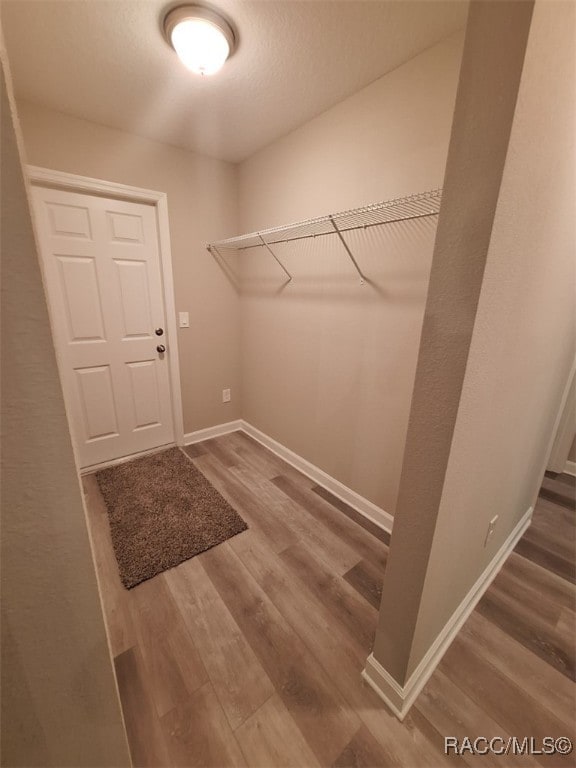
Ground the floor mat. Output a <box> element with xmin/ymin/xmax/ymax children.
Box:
<box><xmin>95</xmin><ymin>447</ymin><xmax>247</xmax><ymax>588</ymax></box>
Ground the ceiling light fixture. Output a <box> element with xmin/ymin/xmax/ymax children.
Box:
<box><xmin>163</xmin><ymin>4</ymin><xmax>236</xmax><ymax>76</ymax></box>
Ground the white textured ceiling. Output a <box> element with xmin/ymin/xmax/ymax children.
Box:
<box><xmin>1</xmin><ymin>0</ymin><xmax>468</xmax><ymax>162</ymax></box>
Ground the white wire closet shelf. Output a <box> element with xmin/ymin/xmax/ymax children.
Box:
<box><xmin>207</xmin><ymin>188</ymin><xmax>442</xmax><ymax>284</ymax></box>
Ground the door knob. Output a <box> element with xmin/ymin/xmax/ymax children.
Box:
<box><xmin>156</xmin><ymin>344</ymin><xmax>166</xmax><ymax>354</ymax></box>
<box><xmin>155</xmin><ymin>328</ymin><xmax>164</xmax><ymax>336</ymax></box>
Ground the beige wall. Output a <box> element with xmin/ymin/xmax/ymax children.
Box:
<box><xmin>569</xmin><ymin>434</ymin><xmax>576</xmax><ymax>463</ymax></box>
<box><xmin>238</xmin><ymin>33</ymin><xmax>464</xmax><ymax>512</ymax></box>
<box><xmin>1</xmin><ymin>52</ymin><xmax>130</xmax><ymax>766</ymax></box>
<box><xmin>373</xmin><ymin>0</ymin><xmax>575</xmax><ymax>686</ymax></box>
<box><xmin>16</xmin><ymin>100</ymin><xmax>241</xmax><ymax>435</ymax></box>
<box><xmin>15</xmin><ymin>33</ymin><xmax>464</xmax><ymax>511</ymax></box>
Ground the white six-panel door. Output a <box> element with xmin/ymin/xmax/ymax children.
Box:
<box><xmin>32</xmin><ymin>187</ymin><xmax>175</xmax><ymax>468</ymax></box>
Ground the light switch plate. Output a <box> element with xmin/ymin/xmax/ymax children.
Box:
<box><xmin>484</xmin><ymin>515</ymin><xmax>498</xmax><ymax>547</ymax></box>
<box><xmin>179</xmin><ymin>311</ymin><xmax>189</xmax><ymax>328</ymax></box>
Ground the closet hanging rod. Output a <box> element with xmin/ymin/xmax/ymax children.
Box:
<box><xmin>207</xmin><ymin>189</ymin><xmax>442</xmax><ymax>253</ymax></box>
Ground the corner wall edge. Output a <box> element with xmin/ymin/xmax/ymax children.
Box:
<box><xmin>362</xmin><ymin>504</ymin><xmax>533</xmax><ymax>719</ymax></box>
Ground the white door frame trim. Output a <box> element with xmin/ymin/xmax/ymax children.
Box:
<box><xmin>26</xmin><ymin>165</ymin><xmax>185</xmax><ymax>449</ymax></box>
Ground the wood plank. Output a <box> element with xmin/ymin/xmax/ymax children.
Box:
<box><xmin>490</xmin><ymin>567</ymin><xmax>563</xmax><ymax>628</ymax></box>
<box><xmin>545</xmin><ymin>470</ymin><xmax>576</xmax><ymax>488</ymax></box>
<box><xmin>534</xmin><ymin>494</ymin><xmax>575</xmax><ymax>530</ymax></box>
<box><xmin>229</xmin><ymin>528</ymin><xmax>368</xmax><ymax>665</ymax></box>
<box><xmin>555</xmin><ymin>606</ymin><xmax>576</xmax><ymax>647</ymax></box>
<box><xmin>272</xmin><ymin>475</ymin><xmax>387</xmax><ymax>570</ymax></box>
<box><xmin>114</xmin><ymin>647</ymin><xmax>172</xmax><ymax>768</ymax></box>
<box><xmin>531</xmin><ymin>493</ymin><xmax>575</xmax><ymax>531</ymax></box>
<box><xmin>201</xmin><ymin>437</ymin><xmax>241</xmax><ymax>468</ymax></box>
<box><xmin>311</xmin><ymin>484</ymin><xmax>391</xmax><ymax>545</ymax></box>
<box><xmin>505</xmin><ymin>552</ymin><xmax>575</xmax><ymax>612</ymax></box>
<box><xmin>192</xmin><ymin>453</ymin><xmax>299</xmax><ymax>554</ymax></box>
<box><xmin>514</xmin><ymin>537</ymin><xmax>576</xmax><ymax>585</ymax></box>
<box><xmin>332</xmin><ymin>724</ymin><xmax>395</xmax><ymax>768</ymax></box>
<box><xmin>459</xmin><ymin>610</ymin><xmax>575</xmax><ymax>732</ymax></box>
<box><xmin>476</xmin><ymin>587</ymin><xmax>575</xmax><ymax>682</ymax></box>
<box><xmin>541</xmin><ymin>473</ymin><xmax>576</xmax><ymax>500</ymax></box>
<box><xmin>194</xmin><ymin>449</ymin><xmax>362</xmax><ymax>574</ymax></box>
<box><xmin>440</xmin><ymin>633</ymin><xmax>574</xmax><ymax>758</ymax></box>
<box><xmin>183</xmin><ymin>443</ymin><xmax>208</xmax><ymax>458</ymax></box>
<box><xmin>354</xmin><ymin>684</ymin><xmax>453</xmax><ymax>768</ymax></box>
<box><xmin>161</xmin><ymin>681</ymin><xmax>246</xmax><ymax>767</ymax></box>
<box><xmin>343</xmin><ymin>559</ymin><xmax>384</xmax><ymax>610</ymax></box>
<box><xmin>405</xmin><ymin>708</ymin><xmax>459</xmax><ymax>768</ymax></box>
<box><xmin>230</xmin><ymin>464</ymin><xmax>362</xmax><ymax>574</ymax></box>
<box><xmin>235</xmin><ymin>694</ymin><xmax>321</xmax><ymax>768</ymax></box>
<box><xmin>522</xmin><ymin>523</ymin><xmax>575</xmax><ymax>566</ymax></box>
<box><xmin>416</xmin><ymin>669</ymin><xmax>541</xmax><ymax>768</ymax></box>
<box><xmin>230</xmin><ymin>430</ymin><xmax>315</xmax><ymax>485</ymax></box>
<box><xmin>227</xmin><ymin>530</ymin><xmax>449</xmax><ymax>768</ymax></box>
<box><xmin>280</xmin><ymin>542</ymin><xmax>378</xmax><ymax>654</ymax></box>
<box><xmin>200</xmin><ymin>541</ymin><xmax>361</xmax><ymax>766</ymax></box>
<box><xmin>128</xmin><ymin>575</ymin><xmax>208</xmax><ymax>718</ymax></box>
<box><xmin>164</xmin><ymin>556</ymin><xmax>275</xmax><ymax>730</ymax></box>
<box><xmin>212</xmin><ymin>450</ymin><xmax>358</xmax><ymax>573</ymax></box>
<box><xmin>538</xmin><ymin>486</ymin><xmax>576</xmax><ymax>510</ymax></box>
<box><xmin>558</xmin><ymin>472</ymin><xmax>576</xmax><ymax>487</ymax></box>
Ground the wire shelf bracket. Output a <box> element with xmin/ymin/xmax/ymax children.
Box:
<box><xmin>206</xmin><ymin>189</ymin><xmax>442</xmax><ymax>284</ymax></box>
<box><xmin>257</xmin><ymin>233</ymin><xmax>292</xmax><ymax>282</ymax></box>
<box><xmin>328</xmin><ymin>215</ymin><xmax>366</xmax><ymax>285</ymax></box>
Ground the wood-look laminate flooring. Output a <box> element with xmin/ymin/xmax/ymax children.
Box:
<box><xmin>84</xmin><ymin>433</ymin><xmax>576</xmax><ymax>767</ymax></box>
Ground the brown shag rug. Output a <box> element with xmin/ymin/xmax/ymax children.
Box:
<box><xmin>95</xmin><ymin>447</ymin><xmax>247</xmax><ymax>589</ymax></box>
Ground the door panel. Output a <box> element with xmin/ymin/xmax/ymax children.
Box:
<box><xmin>76</xmin><ymin>365</ymin><xmax>119</xmax><ymax>441</ymax></box>
<box><xmin>127</xmin><ymin>360</ymin><xmax>162</xmax><ymax>430</ymax></box>
<box><xmin>47</xmin><ymin>201</ymin><xmax>92</xmax><ymax>238</ymax></box>
<box><xmin>107</xmin><ymin>210</ymin><xmax>144</xmax><ymax>243</ymax></box>
<box><xmin>57</xmin><ymin>256</ymin><xmax>106</xmax><ymax>341</ymax></box>
<box><xmin>32</xmin><ymin>187</ymin><xmax>175</xmax><ymax>468</ymax></box>
<box><xmin>114</xmin><ymin>259</ymin><xmax>153</xmax><ymax>338</ymax></box>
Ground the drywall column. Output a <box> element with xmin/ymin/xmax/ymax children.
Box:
<box><xmin>397</xmin><ymin>0</ymin><xmax>574</xmax><ymax>686</ymax></box>
<box><xmin>0</xmin><ymin>47</ymin><xmax>131</xmax><ymax>767</ymax></box>
<box><xmin>367</xmin><ymin>0</ymin><xmax>576</xmax><ymax>717</ymax></box>
<box><xmin>363</xmin><ymin>0</ymin><xmax>535</xmax><ymax>715</ymax></box>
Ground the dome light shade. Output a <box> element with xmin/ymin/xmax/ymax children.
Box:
<box><xmin>163</xmin><ymin>5</ymin><xmax>235</xmax><ymax>76</ymax></box>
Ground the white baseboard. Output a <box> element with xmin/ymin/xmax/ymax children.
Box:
<box><xmin>362</xmin><ymin>504</ymin><xmax>533</xmax><ymax>720</ymax></box>
<box><xmin>564</xmin><ymin>460</ymin><xmax>576</xmax><ymax>477</ymax></box>
<box><xmin>240</xmin><ymin>420</ymin><xmax>393</xmax><ymax>534</ymax></box>
<box><xmin>184</xmin><ymin>420</ymin><xmax>243</xmax><ymax>445</ymax></box>
<box><xmin>182</xmin><ymin>418</ymin><xmax>393</xmax><ymax>534</ymax></box>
